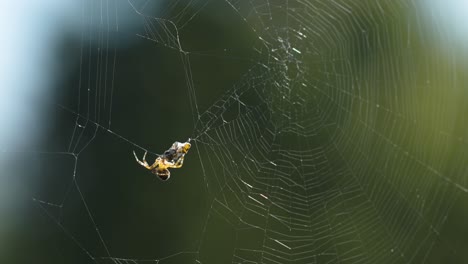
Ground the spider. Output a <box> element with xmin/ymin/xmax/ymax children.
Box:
<box><xmin>133</xmin><ymin>140</ymin><xmax>191</xmax><ymax>181</ymax></box>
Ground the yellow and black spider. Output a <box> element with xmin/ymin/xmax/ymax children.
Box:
<box><xmin>133</xmin><ymin>140</ymin><xmax>191</xmax><ymax>181</ymax></box>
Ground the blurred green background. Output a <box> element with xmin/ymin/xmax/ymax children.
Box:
<box><xmin>2</xmin><ymin>0</ymin><xmax>468</xmax><ymax>263</ymax></box>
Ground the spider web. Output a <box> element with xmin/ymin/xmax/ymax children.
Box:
<box><xmin>8</xmin><ymin>0</ymin><xmax>468</xmax><ymax>263</ymax></box>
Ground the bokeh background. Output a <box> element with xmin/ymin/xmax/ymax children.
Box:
<box><xmin>1</xmin><ymin>0</ymin><xmax>467</xmax><ymax>263</ymax></box>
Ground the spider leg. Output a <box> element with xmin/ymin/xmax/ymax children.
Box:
<box><xmin>133</xmin><ymin>150</ymin><xmax>151</xmax><ymax>168</ymax></box>
<box><xmin>164</xmin><ymin>159</ymin><xmax>176</xmax><ymax>167</ymax></box>
<box><xmin>134</xmin><ymin>150</ymin><xmax>162</xmax><ymax>172</ymax></box>
<box><xmin>147</xmin><ymin>158</ymin><xmax>160</xmax><ymax>170</ymax></box>
<box><xmin>171</xmin><ymin>155</ymin><xmax>185</xmax><ymax>169</ymax></box>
